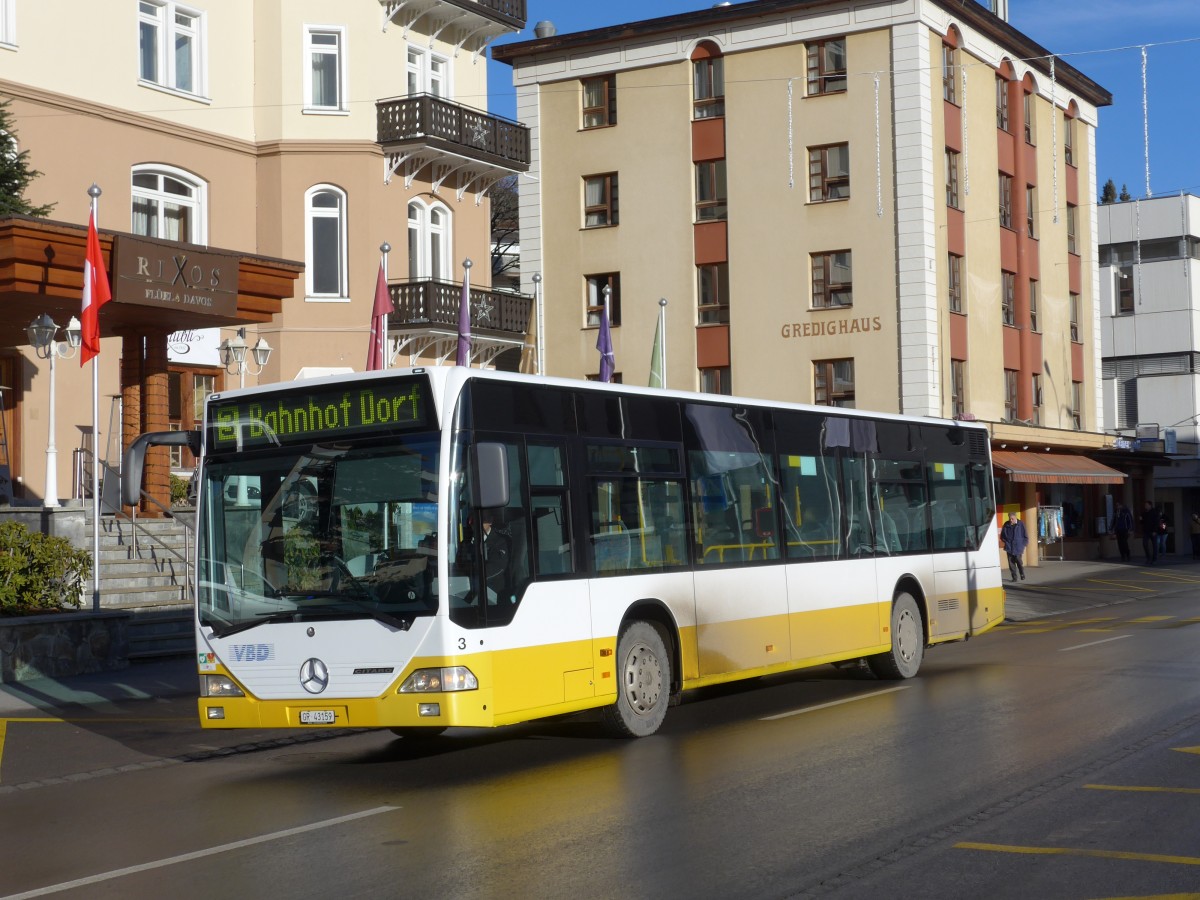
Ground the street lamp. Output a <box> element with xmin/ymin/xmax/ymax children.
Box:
<box><xmin>219</xmin><ymin>327</ymin><xmax>272</xmax><ymax>389</ymax></box>
<box><xmin>26</xmin><ymin>314</ymin><xmax>82</xmax><ymax>508</ymax></box>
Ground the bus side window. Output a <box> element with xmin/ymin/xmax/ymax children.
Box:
<box><xmin>528</xmin><ymin>443</ymin><xmax>574</xmax><ymax>577</ymax></box>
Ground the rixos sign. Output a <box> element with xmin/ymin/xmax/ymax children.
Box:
<box><xmin>113</xmin><ymin>236</ymin><xmax>240</xmax><ymax>317</ymax></box>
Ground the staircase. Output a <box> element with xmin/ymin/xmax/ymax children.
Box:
<box><xmin>98</xmin><ymin>514</ymin><xmax>196</xmax><ymax>660</ymax></box>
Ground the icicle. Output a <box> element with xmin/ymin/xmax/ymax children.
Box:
<box><xmin>1050</xmin><ymin>56</ymin><xmax>1058</xmax><ymax>224</ymax></box>
<box><xmin>961</xmin><ymin>63</ymin><xmax>969</xmax><ymax>196</ymax></box>
<box><xmin>874</xmin><ymin>72</ymin><xmax>882</xmax><ymax>218</ymax></box>
<box><xmin>1142</xmin><ymin>46</ymin><xmax>1152</xmax><ymax>198</ymax></box>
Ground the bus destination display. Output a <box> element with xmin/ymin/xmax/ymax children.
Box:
<box><xmin>209</xmin><ymin>379</ymin><xmax>429</xmax><ymax>450</ymax></box>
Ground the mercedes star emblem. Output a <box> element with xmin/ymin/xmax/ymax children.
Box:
<box><xmin>299</xmin><ymin>658</ymin><xmax>330</xmax><ymax>694</ymax></box>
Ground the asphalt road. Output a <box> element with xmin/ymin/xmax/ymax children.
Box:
<box><xmin>2</xmin><ymin>567</ymin><xmax>1200</xmax><ymax>899</ymax></box>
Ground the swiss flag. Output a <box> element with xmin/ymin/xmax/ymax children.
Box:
<box><xmin>79</xmin><ymin>210</ymin><xmax>111</xmax><ymax>366</ymax></box>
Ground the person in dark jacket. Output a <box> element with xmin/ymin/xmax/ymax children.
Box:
<box><xmin>1000</xmin><ymin>511</ymin><xmax>1028</xmax><ymax>583</ymax></box>
<box><xmin>1112</xmin><ymin>502</ymin><xmax>1134</xmax><ymax>562</ymax></box>
<box><xmin>1141</xmin><ymin>500</ymin><xmax>1162</xmax><ymax>565</ymax></box>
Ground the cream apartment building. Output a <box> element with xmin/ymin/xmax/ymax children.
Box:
<box><xmin>0</xmin><ymin>0</ymin><xmax>528</xmax><ymax>509</ymax></box>
<box><xmin>497</xmin><ymin>0</ymin><xmax>1131</xmax><ymax>560</ymax></box>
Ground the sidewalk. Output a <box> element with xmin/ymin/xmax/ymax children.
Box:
<box><xmin>0</xmin><ymin>655</ymin><xmax>195</xmax><ymax>718</ymax></box>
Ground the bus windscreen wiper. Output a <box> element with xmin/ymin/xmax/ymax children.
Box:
<box><xmin>208</xmin><ymin>602</ymin><xmax>412</xmax><ymax>639</ymax></box>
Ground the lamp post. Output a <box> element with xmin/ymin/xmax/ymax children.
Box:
<box><xmin>27</xmin><ymin>314</ymin><xmax>82</xmax><ymax>508</ymax></box>
<box><xmin>218</xmin><ymin>327</ymin><xmax>272</xmax><ymax>506</ymax></box>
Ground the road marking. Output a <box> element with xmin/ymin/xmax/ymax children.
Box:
<box><xmin>955</xmin><ymin>841</ymin><xmax>1200</xmax><ymax>867</ymax></box>
<box><xmin>0</xmin><ymin>806</ymin><xmax>397</xmax><ymax>899</ymax></box>
<box><xmin>1128</xmin><ymin>616</ymin><xmax>1174</xmax><ymax>624</ymax></box>
<box><xmin>1173</xmin><ymin>746</ymin><xmax>1200</xmax><ymax>756</ymax></box>
<box><xmin>1086</xmin><ymin>784</ymin><xmax>1200</xmax><ymax>795</ymax></box>
<box><xmin>761</xmin><ymin>685</ymin><xmax>910</xmax><ymax>721</ymax></box>
<box><xmin>1060</xmin><ymin>635</ymin><xmax>1132</xmax><ymax>652</ymax></box>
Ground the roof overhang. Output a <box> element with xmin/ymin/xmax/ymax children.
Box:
<box><xmin>992</xmin><ymin>450</ymin><xmax>1126</xmax><ymax>485</ymax></box>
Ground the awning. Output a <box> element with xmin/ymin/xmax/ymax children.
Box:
<box><xmin>992</xmin><ymin>450</ymin><xmax>1126</xmax><ymax>485</ymax></box>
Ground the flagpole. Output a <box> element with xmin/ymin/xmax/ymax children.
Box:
<box><xmin>658</xmin><ymin>298</ymin><xmax>668</xmax><ymax>388</ymax></box>
<box><xmin>456</xmin><ymin>258</ymin><xmax>473</xmax><ymax>367</ymax></box>
<box><xmin>379</xmin><ymin>241</ymin><xmax>390</xmax><ymax>368</ymax></box>
<box><xmin>532</xmin><ymin>273</ymin><xmax>544</xmax><ymax>376</ymax></box>
<box><xmin>88</xmin><ymin>183</ymin><xmax>101</xmax><ymax>612</ymax></box>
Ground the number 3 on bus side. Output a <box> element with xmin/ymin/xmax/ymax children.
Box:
<box><xmin>458</xmin><ymin>638</ymin><xmax>466</xmax><ymax>649</ymax></box>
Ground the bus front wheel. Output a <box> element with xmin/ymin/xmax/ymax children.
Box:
<box><xmin>868</xmin><ymin>592</ymin><xmax>924</xmax><ymax>680</ymax></box>
<box><xmin>601</xmin><ymin>621</ymin><xmax>670</xmax><ymax>738</ymax></box>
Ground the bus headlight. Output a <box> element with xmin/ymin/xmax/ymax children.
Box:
<box><xmin>201</xmin><ymin>674</ymin><xmax>246</xmax><ymax>698</ymax></box>
<box><xmin>399</xmin><ymin>667</ymin><xmax>478</xmax><ymax>693</ymax></box>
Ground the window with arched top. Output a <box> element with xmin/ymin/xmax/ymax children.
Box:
<box><xmin>131</xmin><ymin>164</ymin><xmax>207</xmax><ymax>243</ymax></box>
<box><xmin>407</xmin><ymin>199</ymin><xmax>452</xmax><ymax>281</ymax></box>
<box><xmin>305</xmin><ymin>184</ymin><xmax>348</xmax><ymax>299</ymax></box>
<box><xmin>691</xmin><ymin>42</ymin><xmax>725</xmax><ymax>120</ymax></box>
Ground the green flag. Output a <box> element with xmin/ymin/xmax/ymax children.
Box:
<box><xmin>649</xmin><ymin>300</ymin><xmax>666</xmax><ymax>388</ymax></box>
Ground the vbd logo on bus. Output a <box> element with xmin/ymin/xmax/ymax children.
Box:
<box><xmin>230</xmin><ymin>644</ymin><xmax>276</xmax><ymax>662</ymax></box>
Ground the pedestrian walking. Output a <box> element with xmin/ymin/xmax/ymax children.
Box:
<box><xmin>1000</xmin><ymin>511</ymin><xmax>1028</xmax><ymax>583</ymax></box>
<box><xmin>1113</xmin><ymin>502</ymin><xmax>1133</xmax><ymax>562</ymax></box>
<box><xmin>1141</xmin><ymin>501</ymin><xmax>1162</xmax><ymax>565</ymax></box>
<box><xmin>1157</xmin><ymin>513</ymin><xmax>1169</xmax><ymax>556</ymax></box>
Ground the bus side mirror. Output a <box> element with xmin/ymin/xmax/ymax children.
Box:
<box><xmin>470</xmin><ymin>442</ymin><xmax>509</xmax><ymax>510</ymax></box>
<box><xmin>122</xmin><ymin>430</ymin><xmax>201</xmax><ymax>507</ymax></box>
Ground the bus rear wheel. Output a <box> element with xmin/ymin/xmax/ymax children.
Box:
<box><xmin>601</xmin><ymin>621</ymin><xmax>670</xmax><ymax>738</ymax></box>
<box><xmin>868</xmin><ymin>592</ymin><xmax>924</xmax><ymax>680</ymax></box>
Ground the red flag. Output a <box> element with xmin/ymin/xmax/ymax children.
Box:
<box><xmin>366</xmin><ymin>262</ymin><xmax>391</xmax><ymax>371</ymax></box>
<box><xmin>79</xmin><ymin>211</ymin><xmax>111</xmax><ymax>366</ymax></box>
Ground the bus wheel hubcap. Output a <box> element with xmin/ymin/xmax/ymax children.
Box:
<box><xmin>623</xmin><ymin>642</ymin><xmax>662</xmax><ymax>715</ymax></box>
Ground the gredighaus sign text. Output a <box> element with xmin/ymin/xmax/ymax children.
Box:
<box><xmin>781</xmin><ymin>317</ymin><xmax>882</xmax><ymax>338</ymax></box>
<box><xmin>112</xmin><ymin>236</ymin><xmax>240</xmax><ymax>317</ymax></box>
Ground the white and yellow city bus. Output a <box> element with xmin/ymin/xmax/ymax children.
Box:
<box><xmin>124</xmin><ymin>367</ymin><xmax>1003</xmax><ymax>737</ymax></box>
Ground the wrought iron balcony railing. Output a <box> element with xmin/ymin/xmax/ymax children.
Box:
<box><xmin>443</xmin><ymin>0</ymin><xmax>525</xmax><ymax>29</ymax></box>
<box><xmin>377</xmin><ymin>94</ymin><xmax>530</xmax><ymax>172</ymax></box>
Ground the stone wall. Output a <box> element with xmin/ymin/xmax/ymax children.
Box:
<box><xmin>0</xmin><ymin>611</ymin><xmax>130</xmax><ymax>683</ymax></box>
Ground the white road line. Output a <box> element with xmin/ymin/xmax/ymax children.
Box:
<box><xmin>1</xmin><ymin>806</ymin><xmax>397</xmax><ymax>899</ymax></box>
<box><xmin>1059</xmin><ymin>635</ymin><xmax>1133</xmax><ymax>652</ymax></box>
<box><xmin>761</xmin><ymin>685</ymin><xmax>911</xmax><ymax>721</ymax></box>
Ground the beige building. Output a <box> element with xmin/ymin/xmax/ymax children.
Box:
<box><xmin>0</xmin><ymin>0</ymin><xmax>529</xmax><ymax>509</ymax></box>
<box><xmin>497</xmin><ymin>0</ymin><xmax>1133</xmax><ymax>560</ymax></box>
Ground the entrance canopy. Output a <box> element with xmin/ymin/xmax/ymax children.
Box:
<box><xmin>992</xmin><ymin>450</ymin><xmax>1126</xmax><ymax>485</ymax></box>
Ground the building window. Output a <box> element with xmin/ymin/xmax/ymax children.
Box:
<box><xmin>1064</xmin><ymin>114</ymin><xmax>1075</xmax><ymax>166</ymax></box>
<box><xmin>1117</xmin><ymin>267</ymin><xmax>1134</xmax><ymax>314</ymax></box>
<box><xmin>1067</xmin><ymin>204</ymin><xmax>1078</xmax><ymax>255</ymax></box>
<box><xmin>0</xmin><ymin>0</ymin><xmax>16</xmax><ymax>46</ymax></box>
<box><xmin>806</xmin><ymin>38</ymin><xmax>846</xmax><ymax>96</ymax></box>
<box><xmin>305</xmin><ymin>184</ymin><xmax>347</xmax><ymax>299</ymax></box>
<box><xmin>1070</xmin><ymin>292</ymin><xmax>1081</xmax><ymax>341</ymax></box>
<box><xmin>695</xmin><ymin>160</ymin><xmax>727</xmax><ymax>221</ymax></box>
<box><xmin>583</xmin><ymin>174</ymin><xmax>618</xmax><ymax>228</ymax></box>
<box><xmin>582</xmin><ymin>74</ymin><xmax>616</xmax><ymax>128</ymax></box>
<box><xmin>948</xmin><ymin>253</ymin><xmax>963</xmax><ymax>313</ymax></box>
<box><xmin>1029</xmin><ymin>279</ymin><xmax>1039</xmax><ymax>332</ymax></box>
<box><xmin>698</xmin><ymin>264</ymin><xmax>730</xmax><ymax>325</ymax></box>
<box><xmin>998</xmin><ymin>173</ymin><xmax>1013</xmax><ymax>228</ymax></box>
<box><xmin>1004</xmin><ymin>369</ymin><xmax>1018</xmax><ymax>421</ymax></box>
<box><xmin>693</xmin><ymin>54</ymin><xmax>725</xmax><ymax>119</ymax></box>
<box><xmin>1026</xmin><ymin>185</ymin><xmax>1037</xmax><ymax>237</ymax></box>
<box><xmin>699</xmin><ymin>366</ymin><xmax>731</xmax><ymax>396</ymax></box>
<box><xmin>407</xmin><ymin>199</ymin><xmax>451</xmax><ymax>281</ymax></box>
<box><xmin>811</xmin><ymin>251</ymin><xmax>852</xmax><ymax>309</ymax></box>
<box><xmin>1071</xmin><ymin>381</ymin><xmax>1083</xmax><ymax>430</ymax></box>
<box><xmin>945</xmin><ymin>149</ymin><xmax>960</xmax><ymax>208</ymax></box>
<box><xmin>139</xmin><ymin>1</ymin><xmax>204</xmax><ymax>96</ymax></box>
<box><xmin>951</xmin><ymin>359</ymin><xmax>966</xmax><ymax>418</ymax></box>
<box><xmin>305</xmin><ymin>26</ymin><xmax>346</xmax><ymax>111</ymax></box>
<box><xmin>1023</xmin><ymin>92</ymin><xmax>1035</xmax><ymax>144</ymax></box>
<box><xmin>407</xmin><ymin>45</ymin><xmax>448</xmax><ymax>98</ymax></box>
<box><xmin>996</xmin><ymin>76</ymin><xmax>1009</xmax><ymax>131</ymax></box>
<box><xmin>131</xmin><ymin>164</ymin><xmax>205</xmax><ymax>243</ymax></box>
<box><xmin>1001</xmin><ymin>271</ymin><xmax>1015</xmax><ymax>325</ymax></box>
<box><xmin>942</xmin><ymin>44</ymin><xmax>957</xmax><ymax>104</ymax></box>
<box><xmin>1031</xmin><ymin>373</ymin><xmax>1042</xmax><ymax>425</ymax></box>
<box><xmin>814</xmin><ymin>359</ymin><xmax>855</xmax><ymax>408</ymax></box>
<box><xmin>585</xmin><ymin>273</ymin><xmax>621</xmax><ymax>328</ymax></box>
<box><xmin>809</xmin><ymin>143</ymin><xmax>849</xmax><ymax>202</ymax></box>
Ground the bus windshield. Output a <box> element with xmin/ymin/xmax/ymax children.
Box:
<box><xmin>197</xmin><ymin>435</ymin><xmax>440</xmax><ymax>637</ymax></box>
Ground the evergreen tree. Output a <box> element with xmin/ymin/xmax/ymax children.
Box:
<box><xmin>1100</xmin><ymin>178</ymin><xmax>1117</xmax><ymax>205</ymax></box>
<box><xmin>0</xmin><ymin>98</ymin><xmax>54</xmax><ymax>218</ymax></box>
<box><xmin>1119</xmin><ymin>183</ymin><xmax>1132</xmax><ymax>202</ymax></box>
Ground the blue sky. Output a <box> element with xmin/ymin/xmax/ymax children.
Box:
<box><xmin>487</xmin><ymin>1</ymin><xmax>1200</xmax><ymax>200</ymax></box>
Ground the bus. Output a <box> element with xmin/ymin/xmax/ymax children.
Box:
<box><xmin>123</xmin><ymin>367</ymin><xmax>1004</xmax><ymax>738</ymax></box>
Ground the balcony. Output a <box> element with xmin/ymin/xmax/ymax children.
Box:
<box><xmin>387</xmin><ymin>278</ymin><xmax>532</xmax><ymax>367</ymax></box>
<box><xmin>378</xmin><ymin>94</ymin><xmax>529</xmax><ymax>196</ymax></box>
<box><xmin>382</xmin><ymin>0</ymin><xmax>526</xmax><ymax>57</ymax></box>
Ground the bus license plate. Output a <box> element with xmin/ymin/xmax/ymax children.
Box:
<box><xmin>300</xmin><ymin>710</ymin><xmax>336</xmax><ymax>725</ymax></box>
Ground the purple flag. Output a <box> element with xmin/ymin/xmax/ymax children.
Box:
<box><xmin>456</xmin><ymin>259</ymin><xmax>472</xmax><ymax>366</ymax></box>
<box><xmin>366</xmin><ymin>262</ymin><xmax>390</xmax><ymax>371</ymax></box>
<box><xmin>597</xmin><ymin>299</ymin><xmax>615</xmax><ymax>383</ymax></box>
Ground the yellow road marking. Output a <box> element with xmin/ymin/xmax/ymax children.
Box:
<box><xmin>1093</xmin><ymin>893</ymin><xmax>1200</xmax><ymax>899</ymax></box>
<box><xmin>1079</xmin><ymin>628</ymin><xmax>1116</xmax><ymax>633</ymax></box>
<box><xmin>1086</xmin><ymin>784</ymin><xmax>1200</xmax><ymax>795</ymax></box>
<box><xmin>955</xmin><ymin>841</ymin><xmax>1200</xmax><ymax>866</ymax></box>
<box><xmin>1173</xmin><ymin>746</ymin><xmax>1200</xmax><ymax>756</ymax></box>
<box><xmin>1128</xmin><ymin>616</ymin><xmax>1174</xmax><ymax>623</ymax></box>
<box><xmin>1058</xmin><ymin>580</ymin><xmax>1156</xmax><ymax>593</ymax></box>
